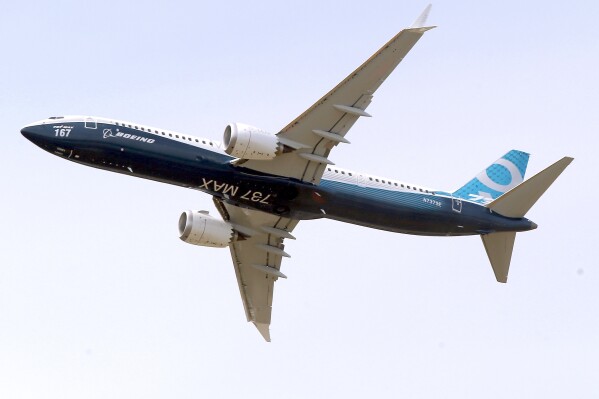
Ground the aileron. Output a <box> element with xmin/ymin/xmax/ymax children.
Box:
<box><xmin>238</xmin><ymin>15</ymin><xmax>435</xmax><ymax>184</ymax></box>
<box><xmin>214</xmin><ymin>198</ymin><xmax>299</xmax><ymax>341</ymax></box>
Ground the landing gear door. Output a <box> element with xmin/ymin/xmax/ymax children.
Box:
<box><xmin>452</xmin><ymin>197</ymin><xmax>462</xmax><ymax>213</ymax></box>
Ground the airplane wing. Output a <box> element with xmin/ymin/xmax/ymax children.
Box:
<box><xmin>213</xmin><ymin>198</ymin><xmax>299</xmax><ymax>341</ymax></box>
<box><xmin>237</xmin><ymin>6</ymin><xmax>435</xmax><ymax>184</ymax></box>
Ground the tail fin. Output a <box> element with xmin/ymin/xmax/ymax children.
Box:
<box><xmin>453</xmin><ymin>150</ymin><xmax>530</xmax><ymax>205</ymax></box>
<box><xmin>481</xmin><ymin>156</ymin><xmax>574</xmax><ymax>283</ymax></box>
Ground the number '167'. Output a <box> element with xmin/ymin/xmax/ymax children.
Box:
<box><xmin>54</xmin><ymin>128</ymin><xmax>71</xmax><ymax>137</ymax></box>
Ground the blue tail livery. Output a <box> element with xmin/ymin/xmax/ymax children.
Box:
<box><xmin>452</xmin><ymin>150</ymin><xmax>530</xmax><ymax>205</ymax></box>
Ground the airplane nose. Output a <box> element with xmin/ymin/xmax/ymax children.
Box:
<box><xmin>21</xmin><ymin>126</ymin><xmax>36</xmax><ymax>141</ymax></box>
<box><xmin>530</xmin><ymin>221</ymin><xmax>538</xmax><ymax>230</ymax></box>
<box><xmin>21</xmin><ymin>124</ymin><xmax>49</xmax><ymax>147</ymax></box>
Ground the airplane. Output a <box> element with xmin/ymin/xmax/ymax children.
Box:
<box><xmin>21</xmin><ymin>6</ymin><xmax>573</xmax><ymax>341</ymax></box>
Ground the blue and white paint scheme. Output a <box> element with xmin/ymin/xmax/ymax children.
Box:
<box><xmin>21</xmin><ymin>6</ymin><xmax>573</xmax><ymax>341</ymax></box>
<box><xmin>451</xmin><ymin>150</ymin><xmax>530</xmax><ymax>205</ymax></box>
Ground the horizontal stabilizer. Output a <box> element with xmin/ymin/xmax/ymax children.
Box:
<box><xmin>487</xmin><ymin>157</ymin><xmax>573</xmax><ymax>218</ymax></box>
<box><xmin>482</xmin><ymin>232</ymin><xmax>516</xmax><ymax>283</ymax></box>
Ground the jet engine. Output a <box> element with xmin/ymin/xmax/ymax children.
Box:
<box><xmin>223</xmin><ymin>122</ymin><xmax>279</xmax><ymax>160</ymax></box>
<box><xmin>178</xmin><ymin>210</ymin><xmax>234</xmax><ymax>248</ymax></box>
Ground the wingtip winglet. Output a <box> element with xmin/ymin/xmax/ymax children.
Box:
<box><xmin>411</xmin><ymin>4</ymin><xmax>433</xmax><ymax>28</ymax></box>
<box><xmin>254</xmin><ymin>322</ymin><xmax>271</xmax><ymax>342</ymax></box>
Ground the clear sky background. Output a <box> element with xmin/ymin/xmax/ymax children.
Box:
<box><xmin>2</xmin><ymin>1</ymin><xmax>598</xmax><ymax>398</ymax></box>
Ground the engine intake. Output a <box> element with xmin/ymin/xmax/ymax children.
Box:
<box><xmin>179</xmin><ymin>210</ymin><xmax>234</xmax><ymax>248</ymax></box>
<box><xmin>223</xmin><ymin>122</ymin><xmax>279</xmax><ymax>160</ymax></box>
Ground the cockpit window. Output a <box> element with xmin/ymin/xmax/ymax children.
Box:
<box><xmin>48</xmin><ymin>116</ymin><xmax>64</xmax><ymax>119</ymax></box>
<box><xmin>84</xmin><ymin>118</ymin><xmax>97</xmax><ymax>129</ymax></box>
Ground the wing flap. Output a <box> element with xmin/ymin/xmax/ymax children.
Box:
<box><xmin>238</xmin><ymin>15</ymin><xmax>434</xmax><ymax>183</ymax></box>
<box><xmin>214</xmin><ymin>198</ymin><xmax>299</xmax><ymax>341</ymax></box>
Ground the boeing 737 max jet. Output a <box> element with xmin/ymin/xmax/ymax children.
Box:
<box><xmin>21</xmin><ymin>6</ymin><xmax>573</xmax><ymax>341</ymax></box>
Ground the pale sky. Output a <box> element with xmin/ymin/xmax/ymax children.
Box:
<box><xmin>2</xmin><ymin>1</ymin><xmax>598</xmax><ymax>398</ymax></box>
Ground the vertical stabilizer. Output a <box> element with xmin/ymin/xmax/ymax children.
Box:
<box><xmin>481</xmin><ymin>232</ymin><xmax>516</xmax><ymax>283</ymax></box>
<box><xmin>453</xmin><ymin>150</ymin><xmax>530</xmax><ymax>205</ymax></box>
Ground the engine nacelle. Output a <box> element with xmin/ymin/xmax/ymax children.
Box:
<box><xmin>223</xmin><ymin>122</ymin><xmax>279</xmax><ymax>160</ymax></box>
<box><xmin>178</xmin><ymin>210</ymin><xmax>234</xmax><ymax>248</ymax></box>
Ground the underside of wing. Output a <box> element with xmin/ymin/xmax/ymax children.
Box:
<box><xmin>213</xmin><ymin>198</ymin><xmax>299</xmax><ymax>342</ymax></box>
<box><xmin>236</xmin><ymin>8</ymin><xmax>435</xmax><ymax>184</ymax></box>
